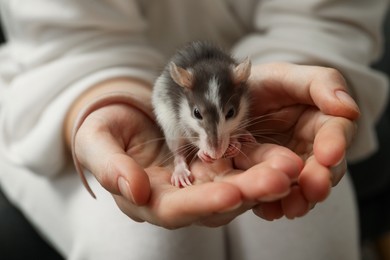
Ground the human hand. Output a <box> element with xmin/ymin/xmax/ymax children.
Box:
<box><xmin>73</xmin><ymin>101</ymin><xmax>303</xmax><ymax>228</ymax></box>
<box><xmin>70</xmin><ymin>60</ymin><xmax>360</xmax><ymax>227</ymax></box>
<box><xmin>242</xmin><ymin>62</ymin><xmax>360</xmax><ymax>220</ymax></box>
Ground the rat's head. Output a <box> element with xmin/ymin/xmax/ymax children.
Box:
<box><xmin>170</xmin><ymin>58</ymin><xmax>251</xmax><ymax>162</ymax></box>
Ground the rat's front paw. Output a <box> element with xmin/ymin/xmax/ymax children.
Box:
<box><xmin>171</xmin><ymin>164</ymin><xmax>194</xmax><ymax>187</ymax></box>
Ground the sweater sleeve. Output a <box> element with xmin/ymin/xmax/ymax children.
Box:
<box><xmin>0</xmin><ymin>0</ymin><xmax>164</xmax><ymax>176</ymax></box>
<box><xmin>232</xmin><ymin>0</ymin><xmax>389</xmax><ymax>161</ymax></box>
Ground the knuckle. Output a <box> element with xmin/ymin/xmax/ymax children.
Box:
<box><xmin>95</xmin><ymin>158</ymin><xmax>118</xmax><ymax>193</ymax></box>
<box><xmin>323</xmin><ymin>67</ymin><xmax>346</xmax><ymax>84</ymax></box>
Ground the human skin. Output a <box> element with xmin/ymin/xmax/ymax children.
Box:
<box><xmin>64</xmin><ymin>62</ymin><xmax>359</xmax><ymax>229</ymax></box>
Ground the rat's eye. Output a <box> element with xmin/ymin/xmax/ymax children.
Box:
<box><xmin>193</xmin><ymin>108</ymin><xmax>203</xmax><ymax>120</ymax></box>
<box><xmin>225</xmin><ymin>107</ymin><xmax>235</xmax><ymax>119</ymax></box>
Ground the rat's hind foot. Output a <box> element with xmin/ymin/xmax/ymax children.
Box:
<box><xmin>171</xmin><ymin>163</ymin><xmax>194</xmax><ymax>187</ymax></box>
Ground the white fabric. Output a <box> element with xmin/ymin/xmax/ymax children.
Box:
<box><xmin>0</xmin><ymin>0</ymin><xmax>388</xmax><ymax>259</ymax></box>
<box><xmin>0</xmin><ymin>157</ymin><xmax>359</xmax><ymax>260</ymax></box>
<box><xmin>0</xmin><ymin>0</ymin><xmax>388</xmax><ymax>175</ymax></box>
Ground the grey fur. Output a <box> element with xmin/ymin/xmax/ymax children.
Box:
<box><xmin>155</xmin><ymin>41</ymin><xmax>248</xmax><ymax>124</ymax></box>
<box><xmin>152</xmin><ymin>41</ymin><xmax>250</xmax><ymax>154</ymax></box>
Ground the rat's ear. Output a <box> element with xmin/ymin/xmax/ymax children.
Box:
<box><xmin>233</xmin><ymin>57</ymin><xmax>251</xmax><ymax>84</ymax></box>
<box><xmin>169</xmin><ymin>62</ymin><xmax>193</xmax><ymax>89</ymax></box>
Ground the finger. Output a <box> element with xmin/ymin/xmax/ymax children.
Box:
<box><xmin>190</xmin><ymin>151</ymin><xmax>295</xmax><ymax>201</ymax></box>
<box><xmin>222</xmin><ymin>164</ymin><xmax>292</xmax><ymax>202</ymax></box>
<box><xmin>76</xmin><ymin>119</ymin><xmax>150</xmax><ymax>205</ymax></box>
<box><xmin>330</xmin><ymin>158</ymin><xmax>347</xmax><ymax>186</ymax></box>
<box><xmin>197</xmin><ymin>215</ymin><xmax>239</xmax><ymax>227</ymax></box>
<box><xmin>280</xmin><ymin>185</ymin><xmax>310</xmax><ymax>219</ymax></box>
<box><xmin>253</xmin><ymin>201</ymin><xmax>284</xmax><ymax>221</ymax></box>
<box><xmin>299</xmin><ymin>156</ymin><xmax>332</xmax><ymax>203</ymax></box>
<box><xmin>196</xmin><ymin>199</ymin><xmax>259</xmax><ymax>227</ymax></box>
<box><xmin>196</xmin><ymin>202</ymin><xmax>251</xmax><ymax>227</ymax></box>
<box><xmin>112</xmin><ymin>195</ymin><xmax>145</xmax><ymax>223</ymax></box>
<box><xmin>296</xmin><ymin>116</ymin><xmax>353</xmax><ymax>202</ymax></box>
<box><xmin>314</xmin><ymin>116</ymin><xmax>356</xmax><ymax>167</ymax></box>
<box><xmin>234</xmin><ymin>143</ymin><xmax>303</xmax><ymax>181</ymax></box>
<box><xmin>250</xmin><ymin>63</ymin><xmax>360</xmax><ymax>119</ymax></box>
<box><xmin>116</xmin><ymin>179</ymin><xmax>243</xmax><ymax>229</ymax></box>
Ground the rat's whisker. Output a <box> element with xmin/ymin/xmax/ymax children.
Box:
<box><xmin>157</xmin><ymin>142</ymin><xmax>197</xmax><ymax>166</ymax></box>
<box><xmin>251</xmin><ymin>134</ymin><xmax>284</xmax><ymax>145</ymax></box>
<box><xmin>187</xmin><ymin>146</ymin><xmax>200</xmax><ymax>166</ymax></box>
<box><xmin>236</xmin><ymin>145</ymin><xmax>250</xmax><ymax>161</ymax></box>
<box><xmin>222</xmin><ymin>93</ymin><xmax>238</xmax><ymax>111</ymax></box>
<box><xmin>127</xmin><ymin>136</ymin><xmax>166</xmax><ymax>150</ymax></box>
<box><xmin>248</xmin><ymin>130</ymin><xmax>288</xmax><ymax>137</ymax></box>
<box><xmin>241</xmin><ymin>110</ymin><xmax>291</xmax><ymax>125</ymax></box>
<box><xmin>229</xmin><ymin>129</ymin><xmax>288</xmax><ymax>146</ymax></box>
<box><xmin>239</xmin><ymin>117</ymin><xmax>290</xmax><ymax>130</ymax></box>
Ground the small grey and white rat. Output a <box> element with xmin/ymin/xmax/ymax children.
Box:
<box><xmin>152</xmin><ymin>41</ymin><xmax>255</xmax><ymax>187</ymax></box>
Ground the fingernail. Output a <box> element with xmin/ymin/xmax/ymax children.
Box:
<box><xmin>253</xmin><ymin>205</ymin><xmax>275</xmax><ymax>221</ymax></box>
<box><xmin>330</xmin><ymin>159</ymin><xmax>347</xmax><ymax>187</ymax></box>
<box><xmin>118</xmin><ymin>176</ymin><xmax>134</xmax><ymax>203</ymax></box>
<box><xmin>331</xmin><ymin>155</ymin><xmax>345</xmax><ymax>167</ymax></box>
<box><xmin>335</xmin><ymin>90</ymin><xmax>360</xmax><ymax>113</ymax></box>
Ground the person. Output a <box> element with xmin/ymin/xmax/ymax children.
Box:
<box><xmin>0</xmin><ymin>0</ymin><xmax>388</xmax><ymax>259</ymax></box>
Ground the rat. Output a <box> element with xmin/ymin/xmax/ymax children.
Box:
<box><xmin>152</xmin><ymin>41</ymin><xmax>256</xmax><ymax>187</ymax></box>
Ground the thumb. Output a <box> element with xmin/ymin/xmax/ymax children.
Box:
<box><xmin>250</xmin><ymin>63</ymin><xmax>360</xmax><ymax>120</ymax></box>
<box><xmin>73</xmin><ymin>120</ymin><xmax>151</xmax><ymax>206</ymax></box>
<box><xmin>309</xmin><ymin>68</ymin><xmax>360</xmax><ymax>120</ymax></box>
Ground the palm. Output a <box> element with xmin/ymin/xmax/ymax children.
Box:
<box><xmin>80</xmin><ymin>104</ymin><xmax>256</xmax><ymax>227</ymax></box>
<box><xmin>88</xmin><ymin>103</ymin><xmax>302</xmax><ymax>227</ymax></box>
<box><xmin>76</xmin><ymin>63</ymin><xmax>358</xmax><ymax>227</ymax></box>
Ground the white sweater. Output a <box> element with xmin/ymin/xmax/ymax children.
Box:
<box><xmin>0</xmin><ymin>0</ymin><xmax>388</xmax><ymax>178</ymax></box>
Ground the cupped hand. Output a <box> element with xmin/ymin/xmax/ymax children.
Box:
<box><xmin>74</xmin><ymin>102</ymin><xmax>303</xmax><ymax>228</ymax></box>
<box><xmin>243</xmin><ymin>62</ymin><xmax>360</xmax><ymax>220</ymax></box>
<box><xmin>72</xmin><ymin>62</ymin><xmax>360</xmax><ymax>227</ymax></box>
